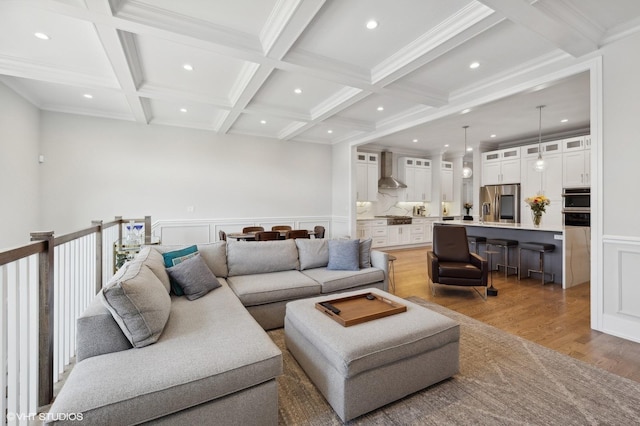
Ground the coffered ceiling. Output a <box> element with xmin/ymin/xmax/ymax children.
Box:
<box><xmin>2</xmin><ymin>0</ymin><xmax>640</xmax><ymax>156</ymax></box>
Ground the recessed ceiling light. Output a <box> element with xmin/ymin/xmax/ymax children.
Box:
<box><xmin>461</xmin><ymin>108</ymin><xmax>471</xmax><ymax>114</ymax></box>
<box><xmin>34</xmin><ymin>32</ymin><xmax>50</xmax><ymax>40</ymax></box>
<box><xmin>294</xmin><ymin>88</ymin><xmax>302</xmax><ymax>94</ymax></box>
<box><xmin>327</xmin><ymin>130</ymin><xmax>333</xmax><ymax>134</ymax></box>
<box><xmin>366</xmin><ymin>20</ymin><xmax>378</xmax><ymax>30</ymax></box>
<box><xmin>83</xmin><ymin>94</ymin><xmax>93</xmax><ymax>99</ymax></box>
<box><xmin>561</xmin><ymin>118</ymin><xmax>568</xmax><ymax>123</ymax></box>
<box><xmin>377</xmin><ymin>106</ymin><xmax>384</xmax><ymax>111</ymax></box>
<box><xmin>490</xmin><ymin>134</ymin><xmax>497</xmax><ymax>138</ymax></box>
<box><xmin>180</xmin><ymin>108</ymin><xmax>187</xmax><ymax>113</ymax></box>
<box><xmin>260</xmin><ymin>120</ymin><xmax>267</xmax><ymax>124</ymax></box>
<box><xmin>469</xmin><ymin>62</ymin><xmax>480</xmax><ymax>69</ymax></box>
<box><xmin>412</xmin><ymin>139</ymin><xmax>418</xmax><ymax>143</ymax></box>
<box><xmin>444</xmin><ymin>144</ymin><xmax>449</xmax><ymax>148</ymax></box>
<box><xmin>467</xmin><ymin>147</ymin><xmax>473</xmax><ymax>152</ymax></box>
<box><xmin>183</xmin><ymin>64</ymin><xmax>193</xmax><ymax>71</ymax></box>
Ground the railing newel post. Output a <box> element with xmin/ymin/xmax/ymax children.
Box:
<box><xmin>30</xmin><ymin>230</ymin><xmax>55</xmax><ymax>406</ymax></box>
<box><xmin>144</xmin><ymin>215</ymin><xmax>152</xmax><ymax>244</ymax></box>
<box><xmin>92</xmin><ymin>220</ymin><xmax>104</xmax><ymax>293</ymax></box>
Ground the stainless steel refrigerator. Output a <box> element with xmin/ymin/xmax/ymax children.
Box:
<box><xmin>480</xmin><ymin>184</ymin><xmax>521</xmax><ymax>223</ymax></box>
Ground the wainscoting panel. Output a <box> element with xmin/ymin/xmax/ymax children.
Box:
<box><xmin>602</xmin><ymin>235</ymin><xmax>640</xmax><ymax>343</ymax></box>
<box><xmin>153</xmin><ymin>217</ymin><xmax>333</xmax><ymax>244</ymax></box>
<box><xmin>159</xmin><ymin>224</ymin><xmax>210</xmax><ymax>245</ymax></box>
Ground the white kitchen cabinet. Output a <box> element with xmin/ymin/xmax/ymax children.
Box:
<box><xmin>441</xmin><ymin>161</ymin><xmax>454</xmax><ymax>202</ymax></box>
<box><xmin>410</xmin><ymin>219</ymin><xmax>425</xmax><ymax>244</ymax></box>
<box><xmin>521</xmin><ymin>142</ymin><xmax>563</xmax><ymax>227</ymax></box>
<box><xmin>562</xmin><ymin>136</ymin><xmax>590</xmax><ymax>188</ymax></box>
<box><xmin>387</xmin><ymin>225</ymin><xmax>411</xmax><ymax>246</ymax></box>
<box><xmin>481</xmin><ymin>147</ymin><xmax>521</xmax><ymax>185</ymax></box>
<box><xmin>424</xmin><ymin>220</ymin><xmax>434</xmax><ymax>243</ymax></box>
<box><xmin>521</xmin><ymin>141</ymin><xmax>563</xmax><ymax>198</ymax></box>
<box><xmin>398</xmin><ymin>157</ymin><xmax>432</xmax><ymax>201</ymax></box>
<box><xmin>356</xmin><ymin>152</ymin><xmax>379</xmax><ymax>201</ymax></box>
<box><xmin>356</xmin><ymin>219</ymin><xmax>387</xmax><ymax>247</ymax></box>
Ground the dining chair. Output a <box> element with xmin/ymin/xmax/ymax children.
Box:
<box><xmin>285</xmin><ymin>229</ymin><xmax>310</xmax><ymax>239</ymax></box>
<box><xmin>254</xmin><ymin>231</ymin><xmax>281</xmax><ymax>241</ymax></box>
<box><xmin>271</xmin><ymin>225</ymin><xmax>292</xmax><ymax>231</ymax></box>
<box><xmin>218</xmin><ymin>230</ymin><xmax>227</xmax><ymax>241</ymax></box>
<box><xmin>242</xmin><ymin>226</ymin><xmax>264</xmax><ymax>233</ymax></box>
<box><xmin>313</xmin><ymin>225</ymin><xmax>325</xmax><ymax>239</ymax></box>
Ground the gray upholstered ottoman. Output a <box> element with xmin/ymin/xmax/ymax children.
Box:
<box><xmin>284</xmin><ymin>288</ymin><xmax>460</xmax><ymax>422</ymax></box>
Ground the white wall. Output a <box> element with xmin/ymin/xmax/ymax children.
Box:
<box><xmin>331</xmin><ymin>141</ymin><xmax>353</xmax><ymax>237</ymax></box>
<box><xmin>38</xmin><ymin>112</ymin><xmax>332</xmax><ymax>235</ymax></box>
<box><xmin>0</xmin><ymin>82</ymin><xmax>41</xmax><ymax>249</ymax></box>
<box><xmin>600</xmin><ymin>30</ymin><xmax>640</xmax><ymax>342</ymax></box>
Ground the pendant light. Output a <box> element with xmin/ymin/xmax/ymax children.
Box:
<box><xmin>534</xmin><ymin>105</ymin><xmax>546</xmax><ymax>172</ymax></box>
<box><xmin>462</xmin><ymin>125</ymin><xmax>473</xmax><ymax>178</ymax></box>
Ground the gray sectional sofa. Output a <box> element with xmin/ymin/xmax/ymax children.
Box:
<box><xmin>46</xmin><ymin>238</ymin><xmax>388</xmax><ymax>425</ymax></box>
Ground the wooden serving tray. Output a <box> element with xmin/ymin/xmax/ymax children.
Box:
<box><xmin>315</xmin><ymin>292</ymin><xmax>406</xmax><ymax>327</ymax></box>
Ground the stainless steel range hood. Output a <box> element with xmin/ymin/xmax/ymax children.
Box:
<box><xmin>378</xmin><ymin>151</ymin><xmax>407</xmax><ymax>189</ymax></box>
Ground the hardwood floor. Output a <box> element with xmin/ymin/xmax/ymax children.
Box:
<box><xmin>385</xmin><ymin>246</ymin><xmax>640</xmax><ymax>383</ymax></box>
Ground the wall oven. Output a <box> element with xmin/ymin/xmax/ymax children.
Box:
<box><xmin>562</xmin><ymin>188</ymin><xmax>590</xmax><ymax>226</ymax></box>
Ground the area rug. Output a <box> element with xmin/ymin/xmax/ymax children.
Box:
<box><xmin>269</xmin><ymin>296</ymin><xmax>640</xmax><ymax>425</ymax></box>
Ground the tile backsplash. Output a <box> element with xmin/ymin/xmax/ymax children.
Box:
<box><xmin>357</xmin><ymin>189</ymin><xmax>434</xmax><ymax>217</ymax></box>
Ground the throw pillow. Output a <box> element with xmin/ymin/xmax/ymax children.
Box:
<box><xmin>327</xmin><ymin>239</ymin><xmax>360</xmax><ymax>271</ymax></box>
<box><xmin>296</xmin><ymin>238</ymin><xmax>329</xmax><ymax>270</ymax></box>
<box><xmin>166</xmin><ymin>253</ymin><xmax>221</xmax><ymax>301</ymax></box>
<box><xmin>162</xmin><ymin>245</ymin><xmax>198</xmax><ymax>296</ymax></box>
<box><xmin>136</xmin><ymin>246</ymin><xmax>171</xmax><ymax>293</ymax></box>
<box><xmin>100</xmin><ymin>264</ymin><xmax>171</xmax><ymax>348</ymax></box>
<box><xmin>359</xmin><ymin>238</ymin><xmax>373</xmax><ymax>268</ymax></box>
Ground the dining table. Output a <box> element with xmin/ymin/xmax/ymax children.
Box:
<box><xmin>227</xmin><ymin>230</ymin><xmax>316</xmax><ymax>241</ymax></box>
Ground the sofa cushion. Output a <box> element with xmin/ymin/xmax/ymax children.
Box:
<box><xmin>227</xmin><ymin>270</ymin><xmax>321</xmax><ymax>306</ymax></box>
<box><xmin>137</xmin><ymin>246</ymin><xmax>171</xmax><ymax>293</ymax></box>
<box><xmin>154</xmin><ymin>242</ymin><xmax>228</xmax><ymax>278</ymax></box>
<box><xmin>162</xmin><ymin>245</ymin><xmax>199</xmax><ymax>296</ymax></box>
<box><xmin>49</xmin><ymin>283</ymin><xmax>282</xmax><ymax>425</ymax></box>
<box><xmin>227</xmin><ymin>240</ymin><xmax>299</xmax><ymax>276</ymax></box>
<box><xmin>296</xmin><ymin>238</ymin><xmax>329</xmax><ymax>270</ymax></box>
<box><xmin>100</xmin><ymin>262</ymin><xmax>171</xmax><ymax>348</ymax></box>
<box><xmin>301</xmin><ymin>267</ymin><xmax>385</xmax><ymax>294</ymax></box>
<box><xmin>327</xmin><ymin>239</ymin><xmax>360</xmax><ymax>271</ymax></box>
<box><xmin>359</xmin><ymin>238</ymin><xmax>372</xmax><ymax>268</ymax></box>
<box><xmin>76</xmin><ymin>297</ymin><xmax>132</xmax><ymax>362</ymax></box>
<box><xmin>166</xmin><ymin>253</ymin><xmax>221</xmax><ymax>300</ymax></box>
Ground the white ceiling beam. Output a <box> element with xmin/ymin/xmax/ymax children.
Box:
<box><xmin>84</xmin><ymin>0</ymin><xmax>149</xmax><ymax>123</ymax></box>
<box><xmin>371</xmin><ymin>2</ymin><xmax>498</xmax><ymax>86</ymax></box>
<box><xmin>477</xmin><ymin>0</ymin><xmax>599</xmax><ymax>57</ymax></box>
<box><xmin>261</xmin><ymin>0</ymin><xmax>325</xmax><ymax>58</ymax></box>
<box><xmin>217</xmin><ymin>65</ymin><xmax>275</xmax><ymax>134</ymax></box>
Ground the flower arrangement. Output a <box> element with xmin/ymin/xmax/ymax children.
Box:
<box><xmin>525</xmin><ymin>195</ymin><xmax>550</xmax><ymax>226</ymax></box>
<box><xmin>463</xmin><ymin>202</ymin><xmax>473</xmax><ymax>215</ymax></box>
<box><xmin>525</xmin><ymin>195</ymin><xmax>550</xmax><ymax>213</ymax></box>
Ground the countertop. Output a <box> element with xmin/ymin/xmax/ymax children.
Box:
<box><xmin>357</xmin><ymin>216</ymin><xmax>440</xmax><ymax>221</ymax></box>
<box><xmin>433</xmin><ymin>220</ymin><xmax>564</xmax><ymax>232</ymax></box>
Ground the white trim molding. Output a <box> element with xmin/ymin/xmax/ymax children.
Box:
<box><xmin>151</xmin><ymin>216</ymin><xmax>333</xmax><ymax>245</ymax></box>
<box><xmin>601</xmin><ymin>235</ymin><xmax>640</xmax><ymax>343</ymax></box>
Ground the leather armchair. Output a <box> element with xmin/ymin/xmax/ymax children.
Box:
<box><xmin>427</xmin><ymin>225</ymin><xmax>489</xmax><ymax>299</ymax></box>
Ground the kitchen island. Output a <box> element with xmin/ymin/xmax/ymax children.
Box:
<box><xmin>434</xmin><ymin>220</ymin><xmax>590</xmax><ymax>288</ymax></box>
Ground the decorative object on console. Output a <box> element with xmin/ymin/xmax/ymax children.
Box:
<box><xmin>464</xmin><ymin>202</ymin><xmax>473</xmax><ymax>215</ymax></box>
<box><xmin>525</xmin><ymin>194</ymin><xmax>550</xmax><ymax>227</ymax></box>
